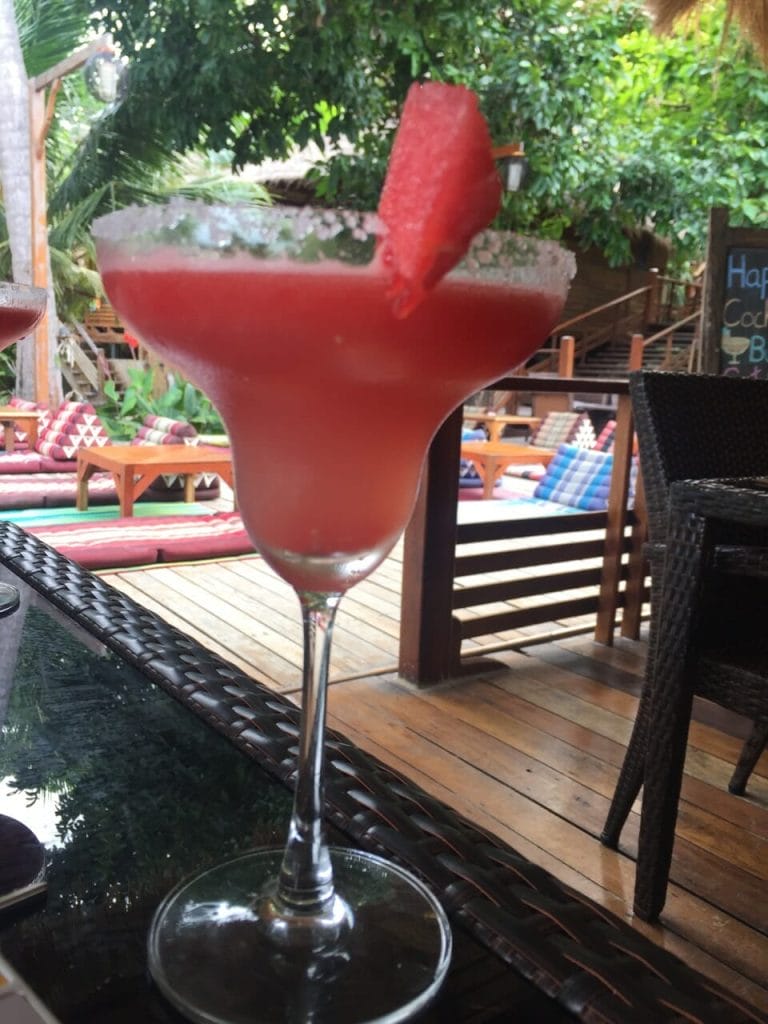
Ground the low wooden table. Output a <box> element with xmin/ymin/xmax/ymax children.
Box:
<box><xmin>463</xmin><ymin>412</ymin><xmax>542</xmax><ymax>442</ymax></box>
<box><xmin>460</xmin><ymin>440</ymin><xmax>555</xmax><ymax>499</ymax></box>
<box><xmin>77</xmin><ymin>444</ymin><xmax>234</xmax><ymax>517</ymax></box>
<box><xmin>0</xmin><ymin>406</ymin><xmax>39</xmax><ymax>452</ymax></box>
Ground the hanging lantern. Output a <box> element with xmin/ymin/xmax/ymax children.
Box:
<box><xmin>492</xmin><ymin>143</ymin><xmax>529</xmax><ymax>193</ymax></box>
<box><xmin>84</xmin><ymin>48</ymin><xmax>127</xmax><ymax>104</ymax></box>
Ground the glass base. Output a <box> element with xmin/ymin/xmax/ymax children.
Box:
<box><xmin>148</xmin><ymin>847</ymin><xmax>452</xmax><ymax>1024</ymax></box>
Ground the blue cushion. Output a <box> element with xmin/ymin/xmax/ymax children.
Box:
<box><xmin>533</xmin><ymin>443</ymin><xmax>636</xmax><ymax>511</ymax></box>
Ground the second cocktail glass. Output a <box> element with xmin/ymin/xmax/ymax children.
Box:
<box><xmin>0</xmin><ymin>282</ymin><xmax>46</xmax><ymax>352</ymax></box>
<box><xmin>93</xmin><ymin>201</ymin><xmax>574</xmax><ymax>1024</ymax></box>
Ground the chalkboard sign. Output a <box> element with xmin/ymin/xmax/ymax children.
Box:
<box><xmin>700</xmin><ymin>209</ymin><xmax>768</xmax><ymax>377</ymax></box>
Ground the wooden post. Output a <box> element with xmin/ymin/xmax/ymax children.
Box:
<box><xmin>643</xmin><ymin>267</ymin><xmax>660</xmax><ymax>329</ymax></box>
<box><xmin>558</xmin><ymin>334</ymin><xmax>575</xmax><ymax>377</ymax></box>
<box><xmin>594</xmin><ymin>389</ymin><xmax>635</xmax><ymax>645</ymax></box>
<box><xmin>399</xmin><ymin>407</ymin><xmax>462</xmax><ymax>684</ymax></box>
<box><xmin>28</xmin><ymin>36</ymin><xmax>116</xmax><ymax>406</ymax></box>
<box><xmin>629</xmin><ymin>333</ymin><xmax>645</xmax><ymax>371</ymax></box>
<box><xmin>29</xmin><ymin>83</ymin><xmax>50</xmax><ymax>405</ymax></box>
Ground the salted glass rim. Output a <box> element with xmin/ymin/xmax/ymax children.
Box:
<box><xmin>0</xmin><ymin>281</ymin><xmax>47</xmax><ymax>311</ymax></box>
<box><xmin>92</xmin><ymin>199</ymin><xmax>576</xmax><ymax>290</ymax></box>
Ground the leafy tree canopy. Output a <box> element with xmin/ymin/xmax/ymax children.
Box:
<box><xmin>12</xmin><ymin>0</ymin><xmax>768</xmax><ymax>278</ymax></box>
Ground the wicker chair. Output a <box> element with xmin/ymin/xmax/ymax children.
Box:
<box><xmin>601</xmin><ymin>370</ymin><xmax>768</xmax><ymax>920</ymax></box>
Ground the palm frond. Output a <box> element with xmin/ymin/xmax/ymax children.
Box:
<box><xmin>648</xmin><ymin>0</ymin><xmax>768</xmax><ymax>62</ymax></box>
<box><xmin>48</xmin><ymin>185</ymin><xmax>111</xmax><ymax>252</ymax></box>
<box><xmin>48</xmin><ymin>245</ymin><xmax>104</xmax><ymax>321</ymax></box>
<box><xmin>14</xmin><ymin>0</ymin><xmax>98</xmax><ymax>78</ymax></box>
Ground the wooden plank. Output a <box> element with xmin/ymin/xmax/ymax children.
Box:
<box><xmin>455</xmin><ymin>537</ymin><xmax>609</xmax><ymax>575</ymax></box>
<box><xmin>457</xmin><ymin>510</ymin><xmax>607</xmax><ymax>544</ymax></box>
<box><xmin>326</xmin><ymin>675</ymin><xmax>768</xmax><ymax>1001</ymax></box>
<box><xmin>458</xmin><ymin>595</ymin><xmax>605</xmax><ymax>637</ymax></box>
<box><xmin>453</xmin><ymin>566</ymin><xmax>607</xmax><ymax>608</ymax></box>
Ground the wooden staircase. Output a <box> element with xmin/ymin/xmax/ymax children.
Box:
<box><xmin>57</xmin><ymin>305</ymin><xmax>137</xmax><ymax>403</ymax></box>
<box><xmin>577</xmin><ymin>326</ymin><xmax>695</xmax><ymax>379</ymax></box>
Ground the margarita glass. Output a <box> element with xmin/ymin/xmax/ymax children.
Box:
<box><xmin>0</xmin><ymin>281</ymin><xmax>47</xmax><ymax>905</ymax></box>
<box><xmin>0</xmin><ymin>282</ymin><xmax>46</xmax><ymax>351</ymax></box>
<box><xmin>93</xmin><ymin>201</ymin><xmax>574</xmax><ymax>1024</ymax></box>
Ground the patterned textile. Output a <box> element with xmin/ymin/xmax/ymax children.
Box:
<box><xmin>130</xmin><ymin>415</ymin><xmax>219</xmax><ymax>498</ymax></box>
<box><xmin>27</xmin><ymin>510</ymin><xmax>253</xmax><ymax>569</ymax></box>
<box><xmin>143</xmin><ymin>414</ymin><xmax>197</xmax><ymax>437</ymax></box>
<box><xmin>0</xmin><ymin>452</ymin><xmax>45</xmax><ymax>474</ymax></box>
<box><xmin>593</xmin><ymin>420</ymin><xmax>617</xmax><ymax>452</ymax></box>
<box><xmin>35</xmin><ymin>401</ymin><xmax>110</xmax><ymax>461</ymax></box>
<box><xmin>504</xmin><ymin>411</ymin><xmax>597</xmax><ymax>483</ymax></box>
<box><xmin>133</xmin><ymin>425</ymin><xmax>192</xmax><ymax>445</ymax></box>
<box><xmin>529</xmin><ymin>411</ymin><xmax>596</xmax><ymax>450</ymax></box>
<box><xmin>0</xmin><ymin>471</ymin><xmax>117</xmax><ymax>510</ymax></box>
<box><xmin>533</xmin><ymin>443</ymin><xmax>637</xmax><ymax>511</ymax></box>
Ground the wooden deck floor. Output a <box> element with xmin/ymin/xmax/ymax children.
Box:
<box><xmin>99</xmin><ymin>539</ymin><xmax>768</xmax><ymax>1016</ymax></box>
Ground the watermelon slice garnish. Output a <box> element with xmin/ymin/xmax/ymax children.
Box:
<box><xmin>377</xmin><ymin>82</ymin><xmax>502</xmax><ymax>318</ymax></box>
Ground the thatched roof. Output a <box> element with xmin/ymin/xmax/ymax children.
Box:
<box><xmin>648</xmin><ymin>1</ymin><xmax>768</xmax><ymax>63</ymax></box>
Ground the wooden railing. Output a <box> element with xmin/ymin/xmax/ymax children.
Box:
<box><xmin>399</xmin><ymin>377</ymin><xmax>647</xmax><ymax>685</ymax></box>
<box><xmin>58</xmin><ymin>326</ymin><xmax>104</xmax><ymax>396</ymax></box>
<box><xmin>523</xmin><ymin>270</ymin><xmax>702</xmax><ymax>379</ymax></box>
<box><xmin>629</xmin><ymin>309</ymin><xmax>701</xmax><ymax>373</ymax></box>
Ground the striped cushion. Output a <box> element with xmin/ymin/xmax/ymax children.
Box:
<box><xmin>505</xmin><ymin>412</ymin><xmax>596</xmax><ymax>484</ymax></box>
<box><xmin>129</xmin><ymin>415</ymin><xmax>218</xmax><ymax>494</ymax></box>
<box><xmin>27</xmin><ymin>511</ymin><xmax>253</xmax><ymax>569</ymax></box>
<box><xmin>0</xmin><ymin>471</ymin><xmax>117</xmax><ymax>510</ymax></box>
<box><xmin>143</xmin><ymin>415</ymin><xmax>197</xmax><ymax>438</ymax></box>
<box><xmin>0</xmin><ymin>451</ymin><xmax>44</xmax><ymax>473</ymax></box>
<box><xmin>533</xmin><ymin>443</ymin><xmax>636</xmax><ymax>511</ymax></box>
<box><xmin>529</xmin><ymin>411</ymin><xmax>595</xmax><ymax>450</ymax></box>
<box><xmin>133</xmin><ymin>425</ymin><xmax>192</xmax><ymax>445</ymax></box>
<box><xmin>593</xmin><ymin>420</ymin><xmax>617</xmax><ymax>452</ymax></box>
<box><xmin>131</xmin><ymin>415</ymin><xmax>198</xmax><ymax>448</ymax></box>
<box><xmin>35</xmin><ymin>401</ymin><xmax>110</xmax><ymax>461</ymax></box>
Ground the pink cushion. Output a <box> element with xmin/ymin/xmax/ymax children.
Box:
<box><xmin>593</xmin><ymin>420</ymin><xmax>617</xmax><ymax>453</ymax></box>
<box><xmin>0</xmin><ymin>471</ymin><xmax>116</xmax><ymax>510</ymax></box>
<box><xmin>128</xmin><ymin>416</ymin><xmax>218</xmax><ymax>498</ymax></box>
<box><xmin>132</xmin><ymin>425</ymin><xmax>193</xmax><ymax>446</ymax></box>
<box><xmin>144</xmin><ymin>415</ymin><xmax>197</xmax><ymax>438</ymax></box>
<box><xmin>36</xmin><ymin>401</ymin><xmax>110</xmax><ymax>461</ymax></box>
<box><xmin>27</xmin><ymin>511</ymin><xmax>253</xmax><ymax>568</ymax></box>
<box><xmin>37</xmin><ymin>456</ymin><xmax>78</xmax><ymax>473</ymax></box>
<box><xmin>0</xmin><ymin>452</ymin><xmax>43</xmax><ymax>473</ymax></box>
<box><xmin>155</xmin><ymin>512</ymin><xmax>253</xmax><ymax>561</ymax></box>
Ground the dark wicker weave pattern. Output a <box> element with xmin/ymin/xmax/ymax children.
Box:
<box><xmin>602</xmin><ymin>370</ymin><xmax>768</xmax><ymax>923</ymax></box>
<box><xmin>1</xmin><ymin>519</ymin><xmax>764</xmax><ymax>1024</ymax></box>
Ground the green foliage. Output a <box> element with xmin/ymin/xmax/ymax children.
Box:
<box><xmin>8</xmin><ymin>0</ymin><xmax>768</xmax><ymax>286</ymax></box>
<box><xmin>98</xmin><ymin>364</ymin><xmax>225</xmax><ymax>440</ymax></box>
<box><xmin>0</xmin><ymin>348</ymin><xmax>16</xmax><ymax>401</ymax></box>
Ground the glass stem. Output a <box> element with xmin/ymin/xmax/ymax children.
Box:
<box><xmin>277</xmin><ymin>590</ymin><xmax>342</xmax><ymax>913</ymax></box>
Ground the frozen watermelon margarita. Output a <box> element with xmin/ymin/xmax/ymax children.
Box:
<box><xmin>92</xmin><ymin>83</ymin><xmax>575</xmax><ymax>1024</ymax></box>
<box><xmin>95</xmin><ymin>208</ymin><xmax>571</xmax><ymax>592</ymax></box>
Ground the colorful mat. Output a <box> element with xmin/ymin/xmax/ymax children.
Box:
<box><xmin>1</xmin><ymin>502</ymin><xmax>209</xmax><ymax>527</ymax></box>
<box><xmin>25</xmin><ymin>511</ymin><xmax>255</xmax><ymax>570</ymax></box>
